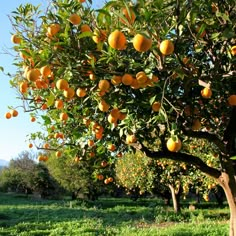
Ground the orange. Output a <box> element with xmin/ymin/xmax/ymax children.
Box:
<box><xmin>159</xmin><ymin>40</ymin><xmax>174</xmax><ymax>55</ymax></box>
<box><xmin>60</xmin><ymin>112</ymin><xmax>69</xmax><ymax>121</ymax></box>
<box><xmin>63</xmin><ymin>87</ymin><xmax>75</xmax><ymax>98</ymax></box>
<box><xmin>111</xmin><ymin>75</ymin><xmax>122</xmax><ymax>85</ymax></box>
<box><xmin>108</xmin><ymin>30</ymin><xmax>127</xmax><ymax>50</ymax></box>
<box><xmin>231</xmin><ymin>46</ymin><xmax>236</xmax><ymax>56</ymax></box>
<box><xmin>89</xmin><ymin>72</ymin><xmax>96</xmax><ymax>81</ymax></box>
<box><xmin>130</xmin><ymin>79</ymin><xmax>140</xmax><ymax>89</ymax></box>
<box><xmin>133</xmin><ymin>34</ymin><xmax>152</xmax><ymax>52</ymax></box>
<box><xmin>56</xmin><ymin>151</ymin><xmax>62</xmax><ymax>158</ymax></box>
<box><xmin>108</xmin><ymin>114</ymin><xmax>117</xmax><ymax>124</ymax></box>
<box><xmin>201</xmin><ymin>87</ymin><xmax>212</xmax><ymax>99</ymax></box>
<box><xmin>19</xmin><ymin>81</ymin><xmax>28</xmax><ymax>93</ymax></box>
<box><xmin>104</xmin><ymin>179</ymin><xmax>110</xmax><ymax>184</ymax></box>
<box><xmin>47</xmin><ymin>23</ymin><xmax>60</xmax><ymax>36</ymax></box>
<box><xmin>98</xmin><ymin>100</ymin><xmax>110</xmax><ymax>112</ymax></box>
<box><xmin>80</xmin><ymin>24</ymin><xmax>92</xmax><ymax>32</ymax></box>
<box><xmin>228</xmin><ymin>95</ymin><xmax>236</xmax><ymax>106</ymax></box>
<box><xmin>118</xmin><ymin>112</ymin><xmax>127</xmax><ymax>120</ymax></box>
<box><xmin>152</xmin><ymin>102</ymin><xmax>161</xmax><ymax>112</ymax></box>
<box><xmin>136</xmin><ymin>71</ymin><xmax>148</xmax><ymax>84</ymax></box>
<box><xmin>28</xmin><ymin>143</ymin><xmax>33</xmax><ymax>148</ymax></box>
<box><xmin>101</xmin><ymin>161</ymin><xmax>108</xmax><ymax>167</ymax></box>
<box><xmin>55</xmin><ymin>99</ymin><xmax>64</xmax><ymax>109</ymax></box>
<box><xmin>92</xmin><ymin>29</ymin><xmax>107</xmax><ymax>44</ymax></box>
<box><xmin>69</xmin><ymin>14</ymin><xmax>81</xmax><ymax>25</ymax></box>
<box><xmin>5</xmin><ymin>112</ymin><xmax>11</xmax><ymax>119</ymax></box>
<box><xmin>88</xmin><ymin>140</ymin><xmax>94</xmax><ymax>147</ymax></box>
<box><xmin>43</xmin><ymin>143</ymin><xmax>50</xmax><ymax>149</ymax></box>
<box><xmin>126</xmin><ymin>134</ymin><xmax>137</xmax><ymax>144</ymax></box>
<box><xmin>27</xmin><ymin>68</ymin><xmax>41</xmax><ymax>82</ymax></box>
<box><xmin>98</xmin><ymin>79</ymin><xmax>110</xmax><ymax>91</ymax></box>
<box><xmin>76</xmin><ymin>88</ymin><xmax>87</xmax><ymax>97</ymax></box>
<box><xmin>11</xmin><ymin>34</ymin><xmax>21</xmax><ymax>44</ymax></box>
<box><xmin>10</xmin><ymin>109</ymin><xmax>18</xmax><ymax>117</ymax></box>
<box><xmin>30</xmin><ymin>116</ymin><xmax>36</xmax><ymax>122</ymax></box>
<box><xmin>122</xmin><ymin>73</ymin><xmax>134</xmax><ymax>85</ymax></box>
<box><xmin>108</xmin><ymin>177</ymin><xmax>114</xmax><ymax>183</ymax></box>
<box><xmin>108</xmin><ymin>144</ymin><xmax>116</xmax><ymax>151</ymax></box>
<box><xmin>41</xmin><ymin>104</ymin><xmax>48</xmax><ymax>110</ymax></box>
<box><xmin>56</xmin><ymin>79</ymin><xmax>69</xmax><ymax>90</ymax></box>
<box><xmin>110</xmin><ymin>108</ymin><xmax>120</xmax><ymax>119</ymax></box>
<box><xmin>120</xmin><ymin>7</ymin><xmax>136</xmax><ymax>25</ymax></box>
<box><xmin>95</xmin><ymin>132</ymin><xmax>103</xmax><ymax>140</ymax></box>
<box><xmin>97</xmin><ymin>174</ymin><xmax>104</xmax><ymax>180</ymax></box>
<box><xmin>40</xmin><ymin>65</ymin><xmax>52</xmax><ymax>77</ymax></box>
<box><xmin>166</xmin><ymin>138</ymin><xmax>182</xmax><ymax>152</ymax></box>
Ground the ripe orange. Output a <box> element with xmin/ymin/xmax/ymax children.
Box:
<box><xmin>63</xmin><ymin>87</ymin><xmax>75</xmax><ymax>98</ymax></box>
<box><xmin>43</xmin><ymin>143</ymin><xmax>50</xmax><ymax>149</ymax></box>
<box><xmin>111</xmin><ymin>75</ymin><xmax>122</xmax><ymax>85</ymax></box>
<box><xmin>159</xmin><ymin>40</ymin><xmax>174</xmax><ymax>55</ymax></box>
<box><xmin>56</xmin><ymin>79</ymin><xmax>69</xmax><ymax>90</ymax></box>
<box><xmin>133</xmin><ymin>34</ymin><xmax>152</xmax><ymax>52</ymax></box>
<box><xmin>19</xmin><ymin>81</ymin><xmax>28</xmax><ymax>93</ymax></box>
<box><xmin>98</xmin><ymin>79</ymin><xmax>110</xmax><ymax>91</ymax></box>
<box><xmin>5</xmin><ymin>112</ymin><xmax>12</xmax><ymax>119</ymax></box>
<box><xmin>92</xmin><ymin>29</ymin><xmax>107</xmax><ymax>44</ymax></box>
<box><xmin>97</xmin><ymin>174</ymin><xmax>104</xmax><ymax>180</ymax></box>
<box><xmin>56</xmin><ymin>151</ymin><xmax>62</xmax><ymax>158</ymax></box>
<box><xmin>130</xmin><ymin>79</ymin><xmax>140</xmax><ymax>89</ymax></box>
<box><xmin>228</xmin><ymin>95</ymin><xmax>236</xmax><ymax>106</ymax></box>
<box><xmin>120</xmin><ymin>7</ymin><xmax>136</xmax><ymax>25</ymax></box>
<box><xmin>108</xmin><ymin>30</ymin><xmax>127</xmax><ymax>50</ymax></box>
<box><xmin>41</xmin><ymin>104</ymin><xmax>48</xmax><ymax>110</ymax></box>
<box><xmin>107</xmin><ymin>177</ymin><xmax>114</xmax><ymax>183</ymax></box>
<box><xmin>98</xmin><ymin>100</ymin><xmax>110</xmax><ymax>112</ymax></box>
<box><xmin>108</xmin><ymin>144</ymin><xmax>116</xmax><ymax>151</ymax></box>
<box><xmin>152</xmin><ymin>102</ymin><xmax>161</xmax><ymax>112</ymax></box>
<box><xmin>60</xmin><ymin>112</ymin><xmax>69</xmax><ymax>121</ymax></box>
<box><xmin>104</xmin><ymin>179</ymin><xmax>110</xmax><ymax>184</ymax></box>
<box><xmin>88</xmin><ymin>140</ymin><xmax>95</xmax><ymax>147</ymax></box>
<box><xmin>76</xmin><ymin>88</ymin><xmax>87</xmax><ymax>97</ymax></box>
<box><xmin>231</xmin><ymin>46</ymin><xmax>236</xmax><ymax>56</ymax></box>
<box><xmin>69</xmin><ymin>14</ymin><xmax>81</xmax><ymax>25</ymax></box>
<box><xmin>201</xmin><ymin>87</ymin><xmax>212</xmax><ymax>99</ymax></box>
<box><xmin>80</xmin><ymin>24</ymin><xmax>92</xmax><ymax>32</ymax></box>
<box><xmin>126</xmin><ymin>134</ymin><xmax>137</xmax><ymax>144</ymax></box>
<box><xmin>10</xmin><ymin>109</ymin><xmax>18</xmax><ymax>117</ymax></box>
<box><xmin>166</xmin><ymin>138</ymin><xmax>182</xmax><ymax>152</ymax></box>
<box><xmin>30</xmin><ymin>116</ymin><xmax>36</xmax><ymax>122</ymax></box>
<box><xmin>110</xmin><ymin>108</ymin><xmax>120</xmax><ymax>119</ymax></box>
<box><xmin>11</xmin><ymin>34</ymin><xmax>21</xmax><ymax>44</ymax></box>
<box><xmin>40</xmin><ymin>65</ymin><xmax>52</xmax><ymax>77</ymax></box>
<box><xmin>28</xmin><ymin>143</ymin><xmax>33</xmax><ymax>148</ymax></box>
<box><xmin>47</xmin><ymin>23</ymin><xmax>60</xmax><ymax>36</ymax></box>
<box><xmin>136</xmin><ymin>71</ymin><xmax>148</xmax><ymax>84</ymax></box>
<box><xmin>27</xmin><ymin>68</ymin><xmax>41</xmax><ymax>82</ymax></box>
<box><xmin>55</xmin><ymin>99</ymin><xmax>64</xmax><ymax>109</ymax></box>
<box><xmin>101</xmin><ymin>161</ymin><xmax>108</xmax><ymax>167</ymax></box>
<box><xmin>122</xmin><ymin>73</ymin><xmax>134</xmax><ymax>85</ymax></box>
<box><xmin>108</xmin><ymin>114</ymin><xmax>117</xmax><ymax>124</ymax></box>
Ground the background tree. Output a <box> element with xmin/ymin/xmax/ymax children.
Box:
<box><xmin>5</xmin><ymin>0</ymin><xmax>236</xmax><ymax>234</ymax></box>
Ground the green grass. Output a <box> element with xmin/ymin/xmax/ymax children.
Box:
<box><xmin>0</xmin><ymin>193</ymin><xmax>229</xmax><ymax>235</ymax></box>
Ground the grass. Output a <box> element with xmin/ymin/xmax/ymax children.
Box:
<box><xmin>0</xmin><ymin>193</ymin><xmax>230</xmax><ymax>235</ymax></box>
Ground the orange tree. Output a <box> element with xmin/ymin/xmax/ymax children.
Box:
<box><xmin>6</xmin><ymin>0</ymin><xmax>236</xmax><ymax>234</ymax></box>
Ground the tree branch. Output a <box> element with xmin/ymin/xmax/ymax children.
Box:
<box><xmin>182</xmin><ymin>129</ymin><xmax>227</xmax><ymax>154</ymax></box>
<box><xmin>140</xmin><ymin>143</ymin><xmax>221</xmax><ymax>179</ymax></box>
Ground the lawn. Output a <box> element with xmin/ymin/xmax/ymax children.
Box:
<box><xmin>0</xmin><ymin>193</ymin><xmax>229</xmax><ymax>235</ymax></box>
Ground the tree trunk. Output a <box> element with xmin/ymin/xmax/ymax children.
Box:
<box><xmin>218</xmin><ymin>172</ymin><xmax>236</xmax><ymax>236</ymax></box>
<box><xmin>168</xmin><ymin>184</ymin><xmax>181</xmax><ymax>213</ymax></box>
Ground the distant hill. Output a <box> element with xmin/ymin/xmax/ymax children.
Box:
<box><xmin>0</xmin><ymin>159</ymin><xmax>9</xmax><ymax>167</ymax></box>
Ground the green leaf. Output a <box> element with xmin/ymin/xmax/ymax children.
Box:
<box><xmin>230</xmin><ymin>156</ymin><xmax>236</xmax><ymax>160</ymax></box>
<box><xmin>46</xmin><ymin>92</ymin><xmax>55</xmax><ymax>107</ymax></box>
<box><xmin>0</xmin><ymin>66</ymin><xmax>4</xmax><ymax>72</ymax></box>
<box><xmin>149</xmin><ymin>95</ymin><xmax>156</xmax><ymax>105</ymax></box>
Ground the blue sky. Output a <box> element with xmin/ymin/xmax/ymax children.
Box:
<box><xmin>0</xmin><ymin>0</ymin><xmax>105</xmax><ymax>161</ymax></box>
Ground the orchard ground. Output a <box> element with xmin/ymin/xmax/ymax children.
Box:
<box><xmin>0</xmin><ymin>192</ymin><xmax>229</xmax><ymax>236</ymax></box>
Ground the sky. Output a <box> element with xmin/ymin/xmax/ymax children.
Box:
<box><xmin>0</xmin><ymin>0</ymin><xmax>105</xmax><ymax>162</ymax></box>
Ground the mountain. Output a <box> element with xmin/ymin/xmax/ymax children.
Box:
<box><xmin>0</xmin><ymin>159</ymin><xmax>9</xmax><ymax>167</ymax></box>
